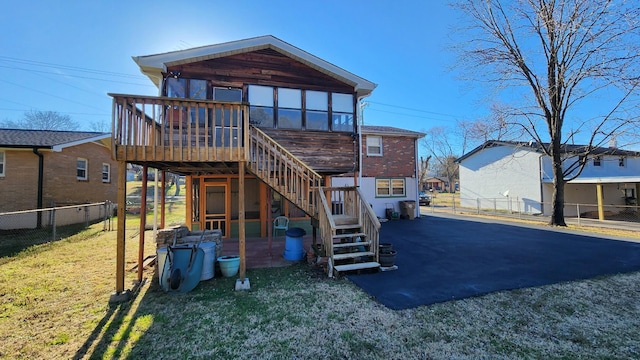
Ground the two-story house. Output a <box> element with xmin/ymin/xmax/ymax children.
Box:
<box><xmin>332</xmin><ymin>125</ymin><xmax>425</xmax><ymax>219</ymax></box>
<box><xmin>110</xmin><ymin>36</ymin><xmax>383</xmax><ymax>295</ymax></box>
<box><xmin>0</xmin><ymin>129</ymin><xmax>115</xmax><ymax>217</ymax></box>
<box><xmin>456</xmin><ymin>140</ymin><xmax>640</xmax><ymax>217</ymax></box>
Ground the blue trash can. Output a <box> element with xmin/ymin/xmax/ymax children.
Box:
<box><xmin>283</xmin><ymin>227</ymin><xmax>306</xmax><ymax>261</ymax></box>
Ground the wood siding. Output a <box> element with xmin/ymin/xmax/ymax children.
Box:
<box><xmin>262</xmin><ymin>129</ymin><xmax>357</xmax><ymax>174</ymax></box>
<box><xmin>167</xmin><ymin>49</ymin><xmax>354</xmax><ymax>93</ymax></box>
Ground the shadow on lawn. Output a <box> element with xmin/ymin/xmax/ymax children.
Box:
<box><xmin>73</xmin><ymin>268</ymin><xmax>244</xmax><ymax>359</ymax></box>
<box><xmin>73</xmin><ymin>278</ymin><xmax>154</xmax><ymax>360</ymax></box>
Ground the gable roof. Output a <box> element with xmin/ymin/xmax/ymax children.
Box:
<box><xmin>362</xmin><ymin>125</ymin><xmax>425</xmax><ymax>138</ymax></box>
<box><xmin>0</xmin><ymin>129</ymin><xmax>110</xmax><ymax>152</ymax></box>
<box><xmin>456</xmin><ymin>140</ymin><xmax>640</xmax><ymax>163</ymax></box>
<box><xmin>133</xmin><ymin>35</ymin><xmax>377</xmax><ymax>98</ymax></box>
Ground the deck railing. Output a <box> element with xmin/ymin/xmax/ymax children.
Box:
<box><xmin>247</xmin><ymin>126</ymin><xmax>323</xmax><ymax>216</ymax></box>
<box><xmin>110</xmin><ymin>94</ymin><xmax>249</xmax><ymax>163</ymax></box>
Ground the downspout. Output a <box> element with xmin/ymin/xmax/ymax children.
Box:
<box><xmin>33</xmin><ymin>148</ymin><xmax>44</xmax><ymax>228</ymax></box>
<box><xmin>356</xmin><ymin>97</ymin><xmax>368</xmax><ymax>187</ymax></box>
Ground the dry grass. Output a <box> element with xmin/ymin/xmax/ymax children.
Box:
<box><xmin>2</xmin><ymin>218</ymin><xmax>640</xmax><ymax>359</ymax></box>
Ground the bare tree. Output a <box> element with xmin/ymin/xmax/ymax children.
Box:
<box><xmin>422</xmin><ymin>127</ymin><xmax>459</xmax><ymax>193</ymax></box>
<box><xmin>89</xmin><ymin>120</ymin><xmax>110</xmax><ymax>133</ymax></box>
<box><xmin>454</xmin><ymin>0</ymin><xmax>640</xmax><ymax>225</ymax></box>
<box><xmin>418</xmin><ymin>155</ymin><xmax>432</xmax><ymax>191</ymax></box>
<box><xmin>1</xmin><ymin>110</ymin><xmax>79</xmax><ymax>130</ymax></box>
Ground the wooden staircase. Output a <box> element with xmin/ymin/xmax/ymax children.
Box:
<box><xmin>329</xmin><ymin>215</ymin><xmax>380</xmax><ymax>275</ymax></box>
<box><xmin>246</xmin><ymin>126</ymin><xmax>381</xmax><ymax>277</ymax></box>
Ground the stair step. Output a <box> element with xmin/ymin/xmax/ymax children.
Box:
<box><xmin>333</xmin><ymin>251</ymin><xmax>375</xmax><ymax>260</ymax></box>
<box><xmin>333</xmin><ymin>232</ymin><xmax>367</xmax><ymax>240</ymax></box>
<box><xmin>335</xmin><ymin>224</ymin><xmax>361</xmax><ymax>231</ymax></box>
<box><xmin>333</xmin><ymin>215</ymin><xmax>359</xmax><ymax>226</ymax></box>
<box><xmin>333</xmin><ymin>240</ymin><xmax>372</xmax><ymax>249</ymax></box>
<box><xmin>334</xmin><ymin>262</ymin><xmax>380</xmax><ymax>273</ymax></box>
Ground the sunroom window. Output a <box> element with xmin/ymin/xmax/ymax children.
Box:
<box><xmin>306</xmin><ymin>90</ymin><xmax>328</xmax><ymax>130</ymax></box>
<box><xmin>332</xmin><ymin>93</ymin><xmax>354</xmax><ymax>132</ymax></box>
<box><xmin>277</xmin><ymin>88</ymin><xmax>302</xmax><ymax>129</ymax></box>
<box><xmin>249</xmin><ymin>85</ymin><xmax>274</xmax><ymax>128</ymax></box>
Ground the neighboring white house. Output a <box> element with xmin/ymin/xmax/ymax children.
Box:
<box><xmin>456</xmin><ymin>140</ymin><xmax>640</xmax><ymax>217</ymax></box>
<box><xmin>332</xmin><ymin>125</ymin><xmax>425</xmax><ymax>219</ymax></box>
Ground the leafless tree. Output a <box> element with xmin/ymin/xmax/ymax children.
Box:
<box><xmin>0</xmin><ymin>110</ymin><xmax>79</xmax><ymax>130</ymax></box>
<box><xmin>454</xmin><ymin>0</ymin><xmax>640</xmax><ymax>225</ymax></box>
<box><xmin>421</xmin><ymin>127</ymin><xmax>459</xmax><ymax>193</ymax></box>
<box><xmin>89</xmin><ymin>120</ymin><xmax>110</xmax><ymax>133</ymax></box>
<box><xmin>418</xmin><ymin>155</ymin><xmax>432</xmax><ymax>191</ymax></box>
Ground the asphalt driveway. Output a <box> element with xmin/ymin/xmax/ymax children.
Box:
<box><xmin>347</xmin><ymin>213</ymin><xmax>640</xmax><ymax>310</ymax></box>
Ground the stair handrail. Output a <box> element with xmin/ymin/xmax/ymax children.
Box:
<box><xmin>315</xmin><ymin>186</ymin><xmax>336</xmax><ymax>262</ymax></box>
<box><xmin>355</xmin><ymin>186</ymin><xmax>381</xmax><ymax>262</ymax></box>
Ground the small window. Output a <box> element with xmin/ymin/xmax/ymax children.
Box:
<box><xmin>77</xmin><ymin>158</ymin><xmax>88</xmax><ymax>180</ymax></box>
<box><xmin>619</xmin><ymin>157</ymin><xmax>626</xmax><ymax>167</ymax></box>
<box><xmin>366</xmin><ymin>136</ymin><xmax>383</xmax><ymax>156</ymax></box>
<box><xmin>102</xmin><ymin>163</ymin><xmax>111</xmax><ymax>183</ymax></box>
<box><xmin>593</xmin><ymin>156</ymin><xmax>602</xmax><ymax>167</ymax></box>
<box><xmin>376</xmin><ymin>178</ymin><xmax>406</xmax><ymax>197</ymax></box>
<box><xmin>0</xmin><ymin>151</ymin><xmax>5</xmax><ymax>177</ymax></box>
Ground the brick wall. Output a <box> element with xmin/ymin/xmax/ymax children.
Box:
<box><xmin>0</xmin><ymin>150</ymin><xmax>40</xmax><ymax>211</ymax></box>
<box><xmin>0</xmin><ymin>142</ymin><xmax>117</xmax><ymax>212</ymax></box>
<box><xmin>361</xmin><ymin>135</ymin><xmax>417</xmax><ymax>178</ymax></box>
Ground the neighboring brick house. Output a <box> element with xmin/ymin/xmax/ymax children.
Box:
<box><xmin>0</xmin><ymin>129</ymin><xmax>116</xmax><ymax>213</ymax></box>
<box><xmin>332</xmin><ymin>125</ymin><xmax>425</xmax><ymax>218</ymax></box>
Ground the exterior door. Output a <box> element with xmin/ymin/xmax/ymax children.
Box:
<box><xmin>204</xmin><ymin>183</ymin><xmax>228</xmax><ymax>237</ymax></box>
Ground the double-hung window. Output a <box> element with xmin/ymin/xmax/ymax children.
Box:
<box><xmin>366</xmin><ymin>136</ymin><xmax>383</xmax><ymax>156</ymax></box>
<box><xmin>102</xmin><ymin>163</ymin><xmax>111</xmax><ymax>183</ymax></box>
<box><xmin>77</xmin><ymin>158</ymin><xmax>88</xmax><ymax>180</ymax></box>
<box><xmin>376</xmin><ymin>178</ymin><xmax>406</xmax><ymax>197</ymax></box>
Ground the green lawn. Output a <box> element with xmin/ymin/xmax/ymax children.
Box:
<box><xmin>2</xmin><ymin>216</ymin><xmax>640</xmax><ymax>358</ymax></box>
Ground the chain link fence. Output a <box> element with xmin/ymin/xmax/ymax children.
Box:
<box><xmin>425</xmin><ymin>193</ymin><xmax>640</xmax><ymax>223</ymax></box>
<box><xmin>0</xmin><ymin>201</ymin><xmax>115</xmax><ymax>257</ymax></box>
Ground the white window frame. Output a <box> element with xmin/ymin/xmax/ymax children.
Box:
<box><xmin>0</xmin><ymin>151</ymin><xmax>5</xmax><ymax>177</ymax></box>
<box><xmin>102</xmin><ymin>163</ymin><xmax>111</xmax><ymax>183</ymax></box>
<box><xmin>366</xmin><ymin>136</ymin><xmax>383</xmax><ymax>156</ymax></box>
<box><xmin>375</xmin><ymin>178</ymin><xmax>406</xmax><ymax>197</ymax></box>
<box><xmin>77</xmin><ymin>158</ymin><xmax>88</xmax><ymax>180</ymax></box>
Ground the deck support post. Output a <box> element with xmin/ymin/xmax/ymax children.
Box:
<box><xmin>236</xmin><ymin>161</ymin><xmax>250</xmax><ymax>290</ymax></box>
<box><xmin>137</xmin><ymin>165</ymin><xmax>148</xmax><ymax>283</ymax></box>
<box><xmin>110</xmin><ymin>161</ymin><xmax>130</xmax><ymax>303</ymax></box>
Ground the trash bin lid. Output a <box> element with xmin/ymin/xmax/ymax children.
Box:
<box><xmin>285</xmin><ymin>227</ymin><xmax>306</xmax><ymax>237</ymax></box>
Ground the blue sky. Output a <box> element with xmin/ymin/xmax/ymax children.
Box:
<box><xmin>2</xmin><ymin>1</ymin><xmax>630</xmax><ymax>155</ymax></box>
<box><xmin>0</xmin><ymin>2</ymin><xmax>472</xmax><ymax>144</ymax></box>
